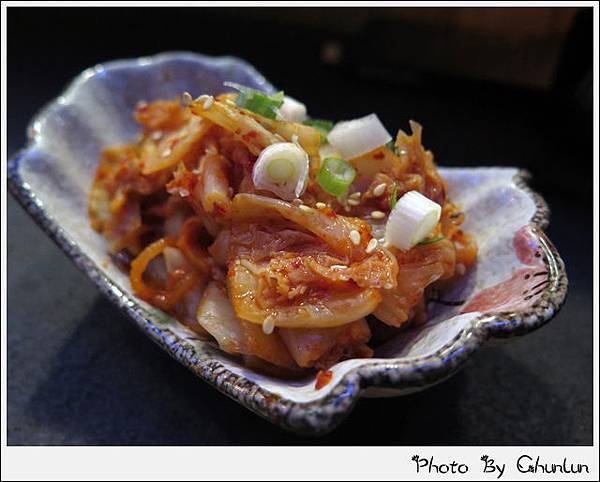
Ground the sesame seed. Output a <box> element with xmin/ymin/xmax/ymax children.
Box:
<box><xmin>298</xmin><ymin>204</ymin><xmax>312</xmax><ymax>212</ymax></box>
<box><xmin>384</xmin><ymin>283</ymin><xmax>394</xmax><ymax>290</ymax></box>
<box><xmin>347</xmin><ymin>198</ymin><xmax>360</xmax><ymax>206</ymax></box>
<box><xmin>331</xmin><ymin>264</ymin><xmax>348</xmax><ymax>270</ymax></box>
<box><xmin>344</xmin><ymin>205</ymin><xmax>351</xmax><ymax>212</ymax></box>
<box><xmin>151</xmin><ymin>130</ymin><xmax>163</xmax><ymax>141</ymax></box>
<box><xmin>349</xmin><ymin>230</ymin><xmax>361</xmax><ymax>245</ymax></box>
<box><xmin>291</xmin><ymin>134</ymin><xmax>299</xmax><ymax>144</ymax></box>
<box><xmin>315</xmin><ymin>202</ymin><xmax>327</xmax><ymax>209</ymax></box>
<box><xmin>373</xmin><ymin>183</ymin><xmax>387</xmax><ymax>197</ymax></box>
<box><xmin>162</xmin><ymin>148</ymin><xmax>172</xmax><ymax>158</ymax></box>
<box><xmin>262</xmin><ymin>315</ymin><xmax>275</xmax><ymax>335</ymax></box>
<box><xmin>195</xmin><ymin>94</ymin><xmax>209</xmax><ymax>102</ymax></box>
<box><xmin>179</xmin><ymin>188</ymin><xmax>190</xmax><ymax>197</ymax></box>
<box><xmin>182</xmin><ymin>91</ymin><xmax>193</xmax><ymax>106</ymax></box>
<box><xmin>349</xmin><ymin>191</ymin><xmax>361</xmax><ymax>200</ymax></box>
<box><xmin>371</xmin><ymin>210</ymin><xmax>386</xmax><ymax>219</ymax></box>
<box><xmin>366</xmin><ymin>238</ymin><xmax>378</xmax><ymax>254</ymax></box>
<box><xmin>203</xmin><ymin>96</ymin><xmax>214</xmax><ymax>110</ymax></box>
<box><xmin>399</xmin><ymin>148</ymin><xmax>408</xmax><ymax>156</ymax></box>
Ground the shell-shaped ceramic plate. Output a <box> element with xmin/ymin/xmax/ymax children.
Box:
<box><xmin>8</xmin><ymin>52</ymin><xmax>568</xmax><ymax>435</ymax></box>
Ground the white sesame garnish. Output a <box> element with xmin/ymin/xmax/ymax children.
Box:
<box><xmin>371</xmin><ymin>210</ymin><xmax>386</xmax><ymax>219</ymax></box>
<box><xmin>398</xmin><ymin>148</ymin><xmax>408</xmax><ymax>156</ymax></box>
<box><xmin>162</xmin><ymin>148</ymin><xmax>172</xmax><ymax>158</ymax></box>
<box><xmin>203</xmin><ymin>96</ymin><xmax>214</xmax><ymax>110</ymax></box>
<box><xmin>151</xmin><ymin>130</ymin><xmax>163</xmax><ymax>141</ymax></box>
<box><xmin>298</xmin><ymin>204</ymin><xmax>312</xmax><ymax>212</ymax></box>
<box><xmin>344</xmin><ymin>205</ymin><xmax>351</xmax><ymax>212</ymax></box>
<box><xmin>137</xmin><ymin>100</ymin><xmax>148</xmax><ymax>109</ymax></box>
<box><xmin>292</xmin><ymin>198</ymin><xmax>302</xmax><ymax>206</ymax></box>
<box><xmin>366</xmin><ymin>238</ymin><xmax>378</xmax><ymax>254</ymax></box>
<box><xmin>182</xmin><ymin>91</ymin><xmax>193</xmax><ymax>106</ymax></box>
<box><xmin>262</xmin><ymin>315</ymin><xmax>275</xmax><ymax>335</ymax></box>
<box><xmin>347</xmin><ymin>198</ymin><xmax>360</xmax><ymax>206</ymax></box>
<box><xmin>179</xmin><ymin>188</ymin><xmax>190</xmax><ymax>197</ymax></box>
<box><xmin>373</xmin><ymin>183</ymin><xmax>387</xmax><ymax>197</ymax></box>
<box><xmin>315</xmin><ymin>202</ymin><xmax>327</xmax><ymax>209</ymax></box>
<box><xmin>291</xmin><ymin>134</ymin><xmax>299</xmax><ymax>145</ymax></box>
<box><xmin>349</xmin><ymin>191</ymin><xmax>361</xmax><ymax>200</ymax></box>
<box><xmin>331</xmin><ymin>264</ymin><xmax>348</xmax><ymax>270</ymax></box>
<box><xmin>349</xmin><ymin>230</ymin><xmax>361</xmax><ymax>245</ymax></box>
<box><xmin>384</xmin><ymin>283</ymin><xmax>394</xmax><ymax>290</ymax></box>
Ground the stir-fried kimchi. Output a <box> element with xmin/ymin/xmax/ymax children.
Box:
<box><xmin>89</xmin><ymin>85</ymin><xmax>477</xmax><ymax>377</ymax></box>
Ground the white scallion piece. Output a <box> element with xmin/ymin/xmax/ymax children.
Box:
<box><xmin>385</xmin><ymin>190</ymin><xmax>441</xmax><ymax>250</ymax></box>
<box><xmin>319</xmin><ymin>143</ymin><xmax>342</xmax><ymax>160</ymax></box>
<box><xmin>279</xmin><ymin>96</ymin><xmax>307</xmax><ymax>123</ymax></box>
<box><xmin>327</xmin><ymin>113</ymin><xmax>392</xmax><ymax>160</ymax></box>
<box><xmin>252</xmin><ymin>142</ymin><xmax>309</xmax><ymax>201</ymax></box>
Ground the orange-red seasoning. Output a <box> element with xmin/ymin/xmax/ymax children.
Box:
<box><xmin>324</xmin><ymin>208</ymin><xmax>337</xmax><ymax>219</ymax></box>
<box><xmin>315</xmin><ymin>370</ymin><xmax>333</xmax><ymax>390</ymax></box>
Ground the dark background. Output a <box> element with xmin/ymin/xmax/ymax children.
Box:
<box><xmin>7</xmin><ymin>7</ymin><xmax>594</xmax><ymax>445</ymax></box>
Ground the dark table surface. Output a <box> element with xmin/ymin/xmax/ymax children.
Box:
<box><xmin>7</xmin><ymin>7</ymin><xmax>594</xmax><ymax>445</ymax></box>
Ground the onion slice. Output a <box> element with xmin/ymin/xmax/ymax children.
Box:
<box><xmin>327</xmin><ymin>113</ymin><xmax>392</xmax><ymax>160</ymax></box>
<box><xmin>252</xmin><ymin>142</ymin><xmax>309</xmax><ymax>200</ymax></box>
<box><xmin>385</xmin><ymin>190</ymin><xmax>441</xmax><ymax>250</ymax></box>
<box><xmin>279</xmin><ymin>96</ymin><xmax>307</xmax><ymax>123</ymax></box>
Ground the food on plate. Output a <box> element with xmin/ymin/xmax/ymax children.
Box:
<box><xmin>88</xmin><ymin>84</ymin><xmax>478</xmax><ymax>376</ymax></box>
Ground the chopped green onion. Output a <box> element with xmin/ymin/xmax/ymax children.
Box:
<box><xmin>303</xmin><ymin>118</ymin><xmax>334</xmax><ymax>145</ymax></box>
<box><xmin>385</xmin><ymin>190</ymin><xmax>442</xmax><ymax>250</ymax></box>
<box><xmin>418</xmin><ymin>235</ymin><xmax>445</xmax><ymax>245</ymax></box>
<box><xmin>253</xmin><ymin>143</ymin><xmax>309</xmax><ymax>200</ymax></box>
<box><xmin>389</xmin><ymin>184</ymin><xmax>399</xmax><ymax>210</ymax></box>
<box><xmin>327</xmin><ymin>114</ymin><xmax>392</xmax><ymax>159</ymax></box>
<box><xmin>316</xmin><ymin>157</ymin><xmax>356</xmax><ymax>196</ymax></box>
<box><xmin>386</xmin><ymin>139</ymin><xmax>400</xmax><ymax>155</ymax></box>
<box><xmin>230</xmin><ymin>84</ymin><xmax>284</xmax><ymax>120</ymax></box>
<box><xmin>267</xmin><ymin>157</ymin><xmax>296</xmax><ymax>182</ymax></box>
